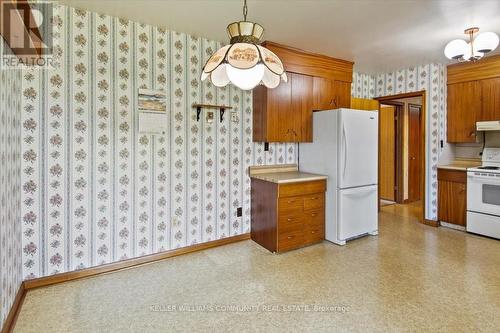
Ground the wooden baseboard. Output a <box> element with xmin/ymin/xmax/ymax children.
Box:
<box><xmin>440</xmin><ymin>221</ymin><xmax>466</xmax><ymax>231</ymax></box>
<box><xmin>24</xmin><ymin>233</ymin><xmax>250</xmax><ymax>290</ymax></box>
<box><xmin>423</xmin><ymin>219</ymin><xmax>440</xmax><ymax>227</ymax></box>
<box><xmin>1</xmin><ymin>283</ymin><xmax>27</xmax><ymax>333</ymax></box>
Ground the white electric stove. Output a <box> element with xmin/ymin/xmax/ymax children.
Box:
<box><xmin>467</xmin><ymin>147</ymin><xmax>500</xmax><ymax>239</ymax></box>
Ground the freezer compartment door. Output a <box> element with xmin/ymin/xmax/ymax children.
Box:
<box><xmin>338</xmin><ymin>185</ymin><xmax>378</xmax><ymax>240</ymax></box>
<box><xmin>338</xmin><ymin>109</ymin><xmax>378</xmax><ymax>189</ymax></box>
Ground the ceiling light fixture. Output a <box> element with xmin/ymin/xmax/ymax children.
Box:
<box><xmin>444</xmin><ymin>27</ymin><xmax>499</xmax><ymax>62</ymax></box>
<box><xmin>201</xmin><ymin>0</ymin><xmax>287</xmax><ymax>90</ymax></box>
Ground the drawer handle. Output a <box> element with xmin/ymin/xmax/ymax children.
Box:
<box><xmin>287</xmin><ymin>218</ymin><xmax>292</xmax><ymax>222</ymax></box>
<box><xmin>310</xmin><ymin>197</ymin><xmax>317</xmax><ymax>200</ymax></box>
<box><xmin>287</xmin><ymin>235</ymin><xmax>293</xmax><ymax>240</ymax></box>
<box><xmin>287</xmin><ymin>200</ymin><xmax>295</xmax><ymax>204</ymax></box>
<box><xmin>311</xmin><ymin>213</ymin><xmax>317</xmax><ymax>217</ymax></box>
<box><xmin>311</xmin><ymin>231</ymin><xmax>316</xmax><ymax>234</ymax></box>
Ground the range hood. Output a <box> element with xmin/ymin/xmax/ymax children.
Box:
<box><xmin>477</xmin><ymin>121</ymin><xmax>500</xmax><ymax>131</ymax></box>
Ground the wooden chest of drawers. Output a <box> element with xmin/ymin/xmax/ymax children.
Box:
<box><xmin>251</xmin><ymin>178</ymin><xmax>326</xmax><ymax>253</ymax></box>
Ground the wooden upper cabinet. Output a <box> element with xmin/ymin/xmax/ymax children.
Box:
<box><xmin>446</xmin><ymin>55</ymin><xmax>500</xmax><ymax>143</ymax></box>
<box><xmin>265</xmin><ymin>73</ymin><xmax>292</xmax><ymax>142</ymax></box>
<box><xmin>254</xmin><ymin>72</ymin><xmax>313</xmax><ymax>142</ymax></box>
<box><xmin>313</xmin><ymin>77</ymin><xmax>335</xmax><ymax>110</ymax></box>
<box><xmin>333</xmin><ymin>80</ymin><xmax>352</xmax><ymax>108</ymax></box>
<box><xmin>291</xmin><ymin>73</ymin><xmax>314</xmax><ymax>141</ymax></box>
<box><xmin>312</xmin><ymin>77</ymin><xmax>351</xmax><ymax>111</ymax></box>
<box><xmin>252</xmin><ymin>42</ymin><xmax>353</xmax><ymax>143</ymax></box>
<box><xmin>479</xmin><ymin>77</ymin><xmax>500</xmax><ymax>121</ymax></box>
<box><xmin>447</xmin><ymin>81</ymin><xmax>481</xmax><ymax>143</ymax></box>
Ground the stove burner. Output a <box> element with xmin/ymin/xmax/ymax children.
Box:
<box><xmin>477</xmin><ymin>166</ymin><xmax>500</xmax><ymax>170</ymax></box>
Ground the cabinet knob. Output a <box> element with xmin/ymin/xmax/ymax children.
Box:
<box><xmin>311</xmin><ymin>231</ymin><xmax>316</xmax><ymax>234</ymax></box>
<box><xmin>311</xmin><ymin>213</ymin><xmax>317</xmax><ymax>217</ymax></box>
<box><xmin>310</xmin><ymin>197</ymin><xmax>317</xmax><ymax>200</ymax></box>
<box><xmin>287</xmin><ymin>218</ymin><xmax>292</xmax><ymax>222</ymax></box>
<box><xmin>287</xmin><ymin>236</ymin><xmax>293</xmax><ymax>240</ymax></box>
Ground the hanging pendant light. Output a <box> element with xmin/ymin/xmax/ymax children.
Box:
<box><xmin>444</xmin><ymin>27</ymin><xmax>499</xmax><ymax>62</ymax></box>
<box><xmin>201</xmin><ymin>0</ymin><xmax>287</xmax><ymax>90</ymax></box>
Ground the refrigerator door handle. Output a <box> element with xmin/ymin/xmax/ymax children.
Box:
<box><xmin>344</xmin><ymin>186</ymin><xmax>377</xmax><ymax>197</ymax></box>
<box><xmin>342</xmin><ymin>124</ymin><xmax>347</xmax><ymax>178</ymax></box>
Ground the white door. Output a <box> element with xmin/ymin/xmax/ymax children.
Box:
<box><xmin>338</xmin><ymin>185</ymin><xmax>378</xmax><ymax>240</ymax></box>
<box><xmin>338</xmin><ymin>109</ymin><xmax>378</xmax><ymax>189</ymax></box>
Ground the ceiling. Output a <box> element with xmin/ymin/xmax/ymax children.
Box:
<box><xmin>58</xmin><ymin>0</ymin><xmax>500</xmax><ymax>74</ymax></box>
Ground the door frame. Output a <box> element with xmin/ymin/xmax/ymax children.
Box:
<box><xmin>376</xmin><ymin>91</ymin><xmax>428</xmax><ymax>226</ymax></box>
<box><xmin>379</xmin><ymin>101</ymin><xmax>405</xmax><ymax>203</ymax></box>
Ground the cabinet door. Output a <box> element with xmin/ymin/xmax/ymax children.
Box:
<box><xmin>480</xmin><ymin>77</ymin><xmax>500</xmax><ymax>121</ymax></box>
<box><xmin>447</xmin><ymin>82</ymin><xmax>481</xmax><ymax>143</ymax></box>
<box><xmin>313</xmin><ymin>77</ymin><xmax>335</xmax><ymax>110</ymax></box>
<box><xmin>438</xmin><ymin>180</ymin><xmax>466</xmax><ymax>226</ymax></box>
<box><xmin>266</xmin><ymin>74</ymin><xmax>292</xmax><ymax>142</ymax></box>
<box><xmin>333</xmin><ymin>80</ymin><xmax>351</xmax><ymax>108</ymax></box>
<box><xmin>290</xmin><ymin>73</ymin><xmax>313</xmax><ymax>142</ymax></box>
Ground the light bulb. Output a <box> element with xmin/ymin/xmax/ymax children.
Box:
<box><xmin>474</xmin><ymin>32</ymin><xmax>499</xmax><ymax>53</ymax></box>
<box><xmin>262</xmin><ymin>68</ymin><xmax>280</xmax><ymax>88</ymax></box>
<box><xmin>444</xmin><ymin>39</ymin><xmax>468</xmax><ymax>60</ymax></box>
<box><xmin>211</xmin><ymin>64</ymin><xmax>230</xmax><ymax>87</ymax></box>
<box><xmin>226</xmin><ymin>64</ymin><xmax>265</xmax><ymax>90</ymax></box>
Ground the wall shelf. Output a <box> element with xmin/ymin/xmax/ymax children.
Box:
<box><xmin>192</xmin><ymin>103</ymin><xmax>232</xmax><ymax>122</ymax></box>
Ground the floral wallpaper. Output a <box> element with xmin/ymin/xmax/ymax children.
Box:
<box><xmin>0</xmin><ymin>39</ymin><xmax>23</xmax><ymax>328</ymax></box>
<box><xmin>352</xmin><ymin>64</ymin><xmax>447</xmax><ymax>221</ymax></box>
<box><xmin>351</xmin><ymin>72</ymin><xmax>376</xmax><ymax>99</ymax></box>
<box><xmin>20</xmin><ymin>5</ymin><xmax>296</xmax><ymax>279</ymax></box>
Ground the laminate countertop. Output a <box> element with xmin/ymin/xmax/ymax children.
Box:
<box><xmin>249</xmin><ymin>164</ymin><xmax>327</xmax><ymax>184</ymax></box>
<box><xmin>437</xmin><ymin>159</ymin><xmax>481</xmax><ymax>171</ymax></box>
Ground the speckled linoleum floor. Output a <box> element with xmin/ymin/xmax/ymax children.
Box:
<box><xmin>14</xmin><ymin>204</ymin><xmax>500</xmax><ymax>332</ymax></box>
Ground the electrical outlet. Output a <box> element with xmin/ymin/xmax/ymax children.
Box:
<box><xmin>206</xmin><ymin>111</ymin><xmax>214</xmax><ymax>123</ymax></box>
<box><xmin>264</xmin><ymin>142</ymin><xmax>269</xmax><ymax>151</ymax></box>
<box><xmin>171</xmin><ymin>216</ymin><xmax>179</xmax><ymax>226</ymax></box>
<box><xmin>231</xmin><ymin>111</ymin><xmax>238</xmax><ymax>123</ymax></box>
<box><xmin>237</xmin><ymin>207</ymin><xmax>242</xmax><ymax>217</ymax></box>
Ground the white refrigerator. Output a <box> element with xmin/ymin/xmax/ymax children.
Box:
<box><xmin>299</xmin><ymin>108</ymin><xmax>378</xmax><ymax>245</ymax></box>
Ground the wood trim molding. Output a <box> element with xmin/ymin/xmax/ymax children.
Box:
<box><xmin>262</xmin><ymin>41</ymin><xmax>354</xmax><ymax>82</ymax></box>
<box><xmin>447</xmin><ymin>54</ymin><xmax>500</xmax><ymax>84</ymax></box>
<box><xmin>375</xmin><ymin>91</ymin><xmax>426</xmax><ymax>101</ymax></box>
<box><xmin>377</xmin><ymin>91</ymin><xmax>427</xmax><ymax>225</ymax></box>
<box><xmin>24</xmin><ymin>233</ymin><xmax>250</xmax><ymax>290</ymax></box>
<box><xmin>0</xmin><ymin>283</ymin><xmax>27</xmax><ymax>333</ymax></box>
<box><xmin>423</xmin><ymin>219</ymin><xmax>440</xmax><ymax>227</ymax></box>
<box><xmin>395</xmin><ymin>104</ymin><xmax>405</xmax><ymax>204</ymax></box>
